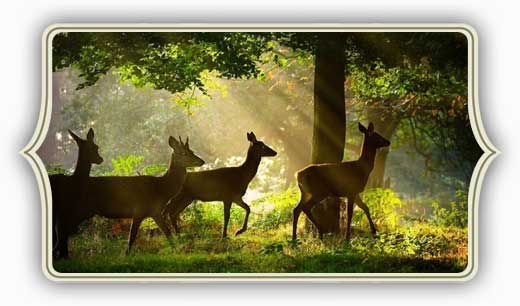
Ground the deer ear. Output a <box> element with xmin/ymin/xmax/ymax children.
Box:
<box><xmin>247</xmin><ymin>132</ymin><xmax>257</xmax><ymax>143</ymax></box>
<box><xmin>68</xmin><ymin>129</ymin><xmax>81</xmax><ymax>143</ymax></box>
<box><xmin>368</xmin><ymin>122</ymin><xmax>374</xmax><ymax>132</ymax></box>
<box><xmin>168</xmin><ymin>136</ymin><xmax>178</xmax><ymax>149</ymax></box>
<box><xmin>185</xmin><ymin>136</ymin><xmax>189</xmax><ymax>148</ymax></box>
<box><xmin>358</xmin><ymin>123</ymin><xmax>367</xmax><ymax>133</ymax></box>
<box><xmin>86</xmin><ymin>128</ymin><xmax>95</xmax><ymax>142</ymax></box>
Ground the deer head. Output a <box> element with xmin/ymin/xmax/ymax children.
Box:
<box><xmin>358</xmin><ymin>122</ymin><xmax>391</xmax><ymax>149</ymax></box>
<box><xmin>168</xmin><ymin>136</ymin><xmax>205</xmax><ymax>168</ymax></box>
<box><xmin>247</xmin><ymin>132</ymin><xmax>277</xmax><ymax>157</ymax></box>
<box><xmin>68</xmin><ymin>128</ymin><xmax>103</xmax><ymax>164</ymax></box>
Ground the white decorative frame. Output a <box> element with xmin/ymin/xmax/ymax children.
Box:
<box><xmin>21</xmin><ymin>23</ymin><xmax>499</xmax><ymax>282</ymax></box>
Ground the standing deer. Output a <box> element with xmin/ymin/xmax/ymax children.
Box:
<box><xmin>162</xmin><ymin>132</ymin><xmax>277</xmax><ymax>238</ymax></box>
<box><xmin>51</xmin><ymin>128</ymin><xmax>103</xmax><ymax>259</ymax></box>
<box><xmin>85</xmin><ymin>136</ymin><xmax>205</xmax><ymax>254</ymax></box>
<box><xmin>292</xmin><ymin>122</ymin><xmax>391</xmax><ymax>241</ymax></box>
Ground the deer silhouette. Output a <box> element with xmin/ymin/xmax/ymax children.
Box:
<box><xmin>292</xmin><ymin>122</ymin><xmax>391</xmax><ymax>241</ymax></box>
<box><xmin>51</xmin><ymin>128</ymin><xmax>103</xmax><ymax>259</ymax></box>
<box><xmin>163</xmin><ymin>132</ymin><xmax>277</xmax><ymax>238</ymax></box>
<box><xmin>84</xmin><ymin>136</ymin><xmax>205</xmax><ymax>254</ymax></box>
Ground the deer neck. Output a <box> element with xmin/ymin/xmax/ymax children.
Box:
<box><xmin>72</xmin><ymin>150</ymin><xmax>92</xmax><ymax>179</ymax></box>
<box><xmin>358</xmin><ymin>140</ymin><xmax>378</xmax><ymax>177</ymax></box>
<box><xmin>165</xmin><ymin>155</ymin><xmax>187</xmax><ymax>181</ymax></box>
<box><xmin>240</xmin><ymin>148</ymin><xmax>261</xmax><ymax>182</ymax></box>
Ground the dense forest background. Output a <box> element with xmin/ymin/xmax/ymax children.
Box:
<box><xmin>42</xmin><ymin>32</ymin><xmax>481</xmax><ymax>273</ymax></box>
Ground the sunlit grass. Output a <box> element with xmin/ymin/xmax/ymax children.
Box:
<box><xmin>54</xmin><ymin>225</ymin><xmax>467</xmax><ymax>273</ymax></box>
<box><xmin>53</xmin><ymin>188</ymin><xmax>468</xmax><ymax>274</ymax></box>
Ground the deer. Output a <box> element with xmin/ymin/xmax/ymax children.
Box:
<box><xmin>292</xmin><ymin>122</ymin><xmax>391</xmax><ymax>241</ymax></box>
<box><xmin>162</xmin><ymin>132</ymin><xmax>277</xmax><ymax>238</ymax></box>
<box><xmin>84</xmin><ymin>136</ymin><xmax>205</xmax><ymax>255</ymax></box>
<box><xmin>50</xmin><ymin>128</ymin><xmax>103</xmax><ymax>259</ymax></box>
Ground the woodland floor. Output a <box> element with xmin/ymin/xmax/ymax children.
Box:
<box><xmin>53</xmin><ymin>224</ymin><xmax>467</xmax><ymax>274</ymax></box>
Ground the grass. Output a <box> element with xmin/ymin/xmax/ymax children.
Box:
<box><xmin>54</xmin><ymin>224</ymin><xmax>467</xmax><ymax>273</ymax></box>
<box><xmin>53</xmin><ymin>188</ymin><xmax>468</xmax><ymax>274</ymax></box>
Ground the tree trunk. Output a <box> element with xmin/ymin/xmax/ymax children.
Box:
<box><xmin>370</xmin><ymin>147</ymin><xmax>390</xmax><ymax>187</ymax></box>
<box><xmin>366</xmin><ymin>103</ymin><xmax>402</xmax><ymax>188</ymax></box>
<box><xmin>308</xmin><ymin>33</ymin><xmax>346</xmax><ymax>234</ymax></box>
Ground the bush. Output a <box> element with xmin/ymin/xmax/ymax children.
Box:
<box><xmin>354</xmin><ymin>188</ymin><xmax>403</xmax><ymax>230</ymax></box>
<box><xmin>431</xmin><ymin>189</ymin><xmax>468</xmax><ymax>228</ymax></box>
<box><xmin>110</xmin><ymin>155</ymin><xmax>144</xmax><ymax>176</ymax></box>
<box><xmin>142</xmin><ymin>164</ymin><xmax>168</xmax><ymax>176</ymax></box>
<box><xmin>46</xmin><ymin>164</ymin><xmax>70</xmax><ymax>175</ymax></box>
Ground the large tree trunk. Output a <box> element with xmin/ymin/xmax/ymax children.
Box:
<box><xmin>370</xmin><ymin>147</ymin><xmax>390</xmax><ymax>187</ymax></box>
<box><xmin>308</xmin><ymin>33</ymin><xmax>346</xmax><ymax>234</ymax></box>
<box><xmin>366</xmin><ymin>102</ymin><xmax>402</xmax><ymax>188</ymax></box>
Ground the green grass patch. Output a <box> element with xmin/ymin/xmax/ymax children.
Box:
<box><xmin>53</xmin><ymin>188</ymin><xmax>468</xmax><ymax>273</ymax></box>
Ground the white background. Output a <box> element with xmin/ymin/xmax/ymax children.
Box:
<box><xmin>0</xmin><ymin>0</ymin><xmax>516</xmax><ymax>305</ymax></box>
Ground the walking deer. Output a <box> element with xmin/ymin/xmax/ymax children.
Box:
<box><xmin>85</xmin><ymin>136</ymin><xmax>205</xmax><ymax>254</ymax></box>
<box><xmin>51</xmin><ymin>128</ymin><xmax>103</xmax><ymax>259</ymax></box>
<box><xmin>292</xmin><ymin>122</ymin><xmax>390</xmax><ymax>241</ymax></box>
<box><xmin>162</xmin><ymin>132</ymin><xmax>277</xmax><ymax>238</ymax></box>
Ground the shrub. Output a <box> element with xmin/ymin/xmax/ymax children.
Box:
<box><xmin>110</xmin><ymin>155</ymin><xmax>144</xmax><ymax>176</ymax></box>
<box><xmin>354</xmin><ymin>188</ymin><xmax>403</xmax><ymax>230</ymax></box>
<box><xmin>431</xmin><ymin>189</ymin><xmax>468</xmax><ymax>228</ymax></box>
<box><xmin>142</xmin><ymin>164</ymin><xmax>168</xmax><ymax>176</ymax></box>
<box><xmin>46</xmin><ymin>164</ymin><xmax>70</xmax><ymax>175</ymax></box>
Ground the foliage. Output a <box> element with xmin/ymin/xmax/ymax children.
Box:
<box><xmin>355</xmin><ymin>188</ymin><xmax>403</xmax><ymax>230</ymax></box>
<box><xmin>349</xmin><ymin>59</ymin><xmax>467</xmax><ymax>116</ymax></box>
<box><xmin>431</xmin><ymin>190</ymin><xmax>469</xmax><ymax>228</ymax></box>
<box><xmin>46</xmin><ymin>164</ymin><xmax>69</xmax><ymax>175</ymax></box>
<box><xmin>142</xmin><ymin>164</ymin><xmax>168</xmax><ymax>176</ymax></box>
<box><xmin>251</xmin><ymin>187</ymin><xmax>299</xmax><ymax>230</ymax></box>
<box><xmin>110</xmin><ymin>155</ymin><xmax>144</xmax><ymax>176</ymax></box>
<box><xmin>53</xmin><ymin>32</ymin><xmax>271</xmax><ymax>93</ymax></box>
<box><xmin>346</xmin><ymin>56</ymin><xmax>478</xmax><ymax>185</ymax></box>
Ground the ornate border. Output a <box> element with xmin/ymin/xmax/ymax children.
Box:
<box><xmin>20</xmin><ymin>23</ymin><xmax>499</xmax><ymax>282</ymax></box>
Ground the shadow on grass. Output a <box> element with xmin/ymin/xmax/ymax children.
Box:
<box><xmin>53</xmin><ymin>244</ymin><xmax>465</xmax><ymax>274</ymax></box>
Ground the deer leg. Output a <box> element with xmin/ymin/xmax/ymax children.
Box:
<box><xmin>52</xmin><ymin>222</ymin><xmax>57</xmax><ymax>255</ymax></box>
<box><xmin>52</xmin><ymin>221</ymin><xmax>60</xmax><ymax>259</ymax></box>
<box><xmin>167</xmin><ymin>194</ymin><xmax>193</xmax><ymax>234</ymax></box>
<box><xmin>126</xmin><ymin>217</ymin><xmax>144</xmax><ymax>255</ymax></box>
<box><xmin>292</xmin><ymin>198</ymin><xmax>305</xmax><ymax>240</ymax></box>
<box><xmin>56</xmin><ymin>225</ymin><xmax>70</xmax><ymax>259</ymax></box>
<box><xmin>152</xmin><ymin>215</ymin><xmax>174</xmax><ymax>247</ymax></box>
<box><xmin>356</xmin><ymin>195</ymin><xmax>377</xmax><ymax>235</ymax></box>
<box><xmin>293</xmin><ymin>194</ymin><xmax>322</xmax><ymax>240</ymax></box>
<box><xmin>345</xmin><ymin>197</ymin><xmax>355</xmax><ymax>241</ymax></box>
<box><xmin>302</xmin><ymin>198</ymin><xmax>324</xmax><ymax>239</ymax></box>
<box><xmin>162</xmin><ymin>198</ymin><xmax>179</xmax><ymax>232</ymax></box>
<box><xmin>234</xmin><ymin>199</ymin><xmax>250</xmax><ymax>236</ymax></box>
<box><xmin>222</xmin><ymin>201</ymin><xmax>232</xmax><ymax>238</ymax></box>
